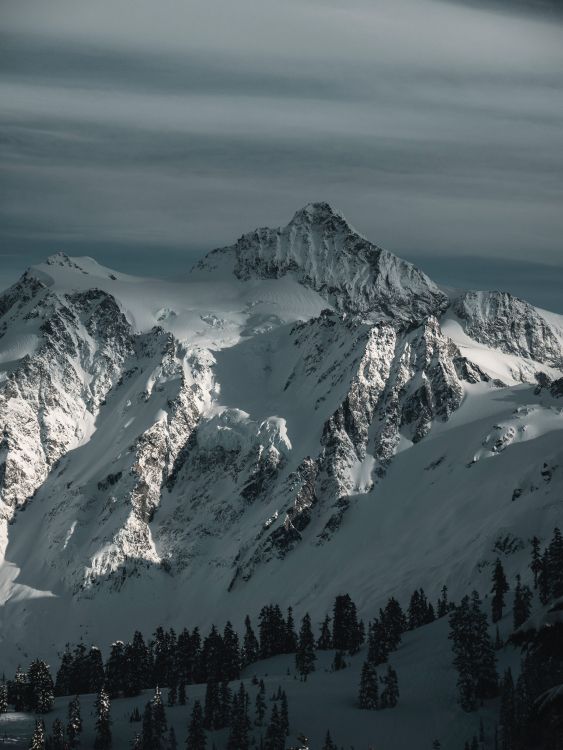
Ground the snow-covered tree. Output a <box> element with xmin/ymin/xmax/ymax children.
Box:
<box><xmin>94</xmin><ymin>686</ymin><xmax>112</xmax><ymax>749</ymax></box>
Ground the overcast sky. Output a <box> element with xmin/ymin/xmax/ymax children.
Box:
<box><xmin>2</xmin><ymin>0</ymin><xmax>563</xmax><ymax>309</ymax></box>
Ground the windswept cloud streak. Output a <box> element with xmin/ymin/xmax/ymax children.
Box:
<box><xmin>1</xmin><ymin>0</ymin><xmax>562</xmax><ymax>307</ymax></box>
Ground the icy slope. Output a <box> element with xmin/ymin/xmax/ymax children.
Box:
<box><xmin>0</xmin><ymin>203</ymin><xmax>561</xmax><ymax>668</ymax></box>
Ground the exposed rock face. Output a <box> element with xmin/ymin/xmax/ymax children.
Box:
<box><xmin>453</xmin><ymin>290</ymin><xmax>563</xmax><ymax>367</ymax></box>
<box><xmin>197</xmin><ymin>203</ymin><xmax>449</xmax><ymax>323</ymax></box>
<box><xmin>0</xmin><ymin>204</ymin><xmax>561</xmax><ymax>625</ymax></box>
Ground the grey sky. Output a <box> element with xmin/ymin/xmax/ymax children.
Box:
<box><xmin>1</xmin><ymin>0</ymin><xmax>563</xmax><ymax>309</ymax></box>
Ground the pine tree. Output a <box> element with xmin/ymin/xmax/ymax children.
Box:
<box><xmin>279</xmin><ymin>691</ymin><xmax>289</xmax><ymax>737</ymax></box>
<box><xmin>494</xmin><ymin>625</ymin><xmax>503</xmax><ymax>651</ymax></box>
<box><xmin>222</xmin><ymin>621</ymin><xmax>241</xmax><ymax>680</ymax></box>
<box><xmin>94</xmin><ymin>686</ymin><xmax>112</xmax><ymax>749</ymax></box>
<box><xmin>106</xmin><ymin>641</ymin><xmax>126</xmax><ymax>698</ymax></box>
<box><xmin>379</xmin><ymin>597</ymin><xmax>407</xmax><ymax>651</ymax></box>
<box><xmin>358</xmin><ymin>660</ymin><xmax>378</xmax><ymax>709</ymax></box>
<box><xmin>186</xmin><ymin>700</ymin><xmax>206</xmax><ymax>750</ymax></box>
<box><xmin>67</xmin><ymin>696</ymin><xmax>82</xmax><ymax>748</ymax></box>
<box><xmin>513</xmin><ymin>575</ymin><xmax>533</xmax><ymax>629</ymax></box>
<box><xmin>530</xmin><ymin>536</ymin><xmax>542</xmax><ymax>589</ymax></box>
<box><xmin>141</xmin><ymin>703</ymin><xmax>154</xmax><ymax>750</ymax></box>
<box><xmin>380</xmin><ymin>665</ymin><xmax>399</xmax><ymax>708</ymax></box>
<box><xmin>449</xmin><ymin>593</ymin><xmax>498</xmax><ymax>711</ymax></box>
<box><xmin>217</xmin><ymin>681</ymin><xmax>231</xmax><ymax>729</ymax></box>
<box><xmin>0</xmin><ymin>683</ymin><xmax>7</xmax><ymax>713</ymax></box>
<box><xmin>332</xmin><ymin>594</ymin><xmax>361</xmax><ymax>652</ymax></box>
<box><xmin>227</xmin><ymin>684</ymin><xmax>250</xmax><ymax>750</ymax></box>
<box><xmin>152</xmin><ymin>686</ymin><xmax>167</xmax><ymax>748</ymax></box>
<box><xmin>500</xmin><ymin>669</ymin><xmax>516</xmax><ymax>750</ymax></box>
<box><xmin>437</xmin><ymin>585</ymin><xmax>449</xmax><ymax>618</ymax></box>
<box><xmin>295</xmin><ymin>613</ymin><xmax>316</xmax><ymax>680</ymax></box>
<box><xmin>242</xmin><ymin>616</ymin><xmax>259</xmax><ymax>666</ymax></box>
<box><xmin>55</xmin><ymin>648</ymin><xmax>73</xmax><ymax>697</ymax></box>
<box><xmin>203</xmin><ymin>681</ymin><xmax>220</xmax><ymax>730</ymax></box>
<box><xmin>28</xmin><ymin>659</ymin><xmax>54</xmax><ymax>713</ymax></box>
<box><xmin>322</xmin><ymin>731</ymin><xmax>337</xmax><ymax>750</ymax></box>
<box><xmin>50</xmin><ymin>719</ymin><xmax>65</xmax><ymax>750</ymax></box>
<box><xmin>29</xmin><ymin>719</ymin><xmax>46</xmax><ymax>750</ymax></box>
<box><xmin>87</xmin><ymin>646</ymin><xmax>106</xmax><ymax>694</ymax></box>
<box><xmin>255</xmin><ymin>684</ymin><xmax>266</xmax><ymax>726</ymax></box>
<box><xmin>491</xmin><ymin>559</ymin><xmax>509</xmax><ymax>623</ymax></box>
<box><xmin>331</xmin><ymin>651</ymin><xmax>346</xmax><ymax>671</ymax></box>
<box><xmin>285</xmin><ymin>608</ymin><xmax>298</xmax><ymax>653</ymax></box>
<box><xmin>367</xmin><ymin>618</ymin><xmax>389</xmax><ymax>665</ymax></box>
<box><xmin>316</xmin><ymin>615</ymin><xmax>333</xmax><ymax>650</ymax></box>
<box><xmin>538</xmin><ymin>549</ymin><xmax>550</xmax><ymax>604</ymax></box>
<box><xmin>264</xmin><ymin>703</ymin><xmax>284</xmax><ymax>750</ymax></box>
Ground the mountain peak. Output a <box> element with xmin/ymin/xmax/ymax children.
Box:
<box><xmin>196</xmin><ymin>204</ymin><xmax>448</xmax><ymax>322</ymax></box>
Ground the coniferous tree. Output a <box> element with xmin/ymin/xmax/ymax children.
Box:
<box><xmin>332</xmin><ymin>594</ymin><xmax>362</xmax><ymax>652</ymax></box>
<box><xmin>358</xmin><ymin>660</ymin><xmax>378</xmax><ymax>710</ymax></box>
<box><xmin>316</xmin><ymin>616</ymin><xmax>333</xmax><ymax>650</ymax></box>
<box><xmin>512</xmin><ymin>575</ymin><xmax>533</xmax><ymax>629</ymax></box>
<box><xmin>67</xmin><ymin>696</ymin><xmax>82</xmax><ymax>748</ymax></box>
<box><xmin>28</xmin><ymin>659</ymin><xmax>54</xmax><ymax>714</ymax></box>
<box><xmin>203</xmin><ymin>681</ymin><xmax>220</xmax><ymax>730</ymax></box>
<box><xmin>379</xmin><ymin>597</ymin><xmax>407</xmax><ymax>651</ymax></box>
<box><xmin>50</xmin><ymin>719</ymin><xmax>65</xmax><ymax>750</ymax></box>
<box><xmin>255</xmin><ymin>683</ymin><xmax>266</xmax><ymax>726</ymax></box>
<box><xmin>437</xmin><ymin>585</ymin><xmax>449</xmax><ymax>618</ymax></box>
<box><xmin>491</xmin><ymin>559</ymin><xmax>509</xmax><ymax>623</ymax></box>
<box><xmin>141</xmin><ymin>703</ymin><xmax>154</xmax><ymax>750</ymax></box>
<box><xmin>295</xmin><ymin>613</ymin><xmax>316</xmax><ymax>680</ymax></box>
<box><xmin>449</xmin><ymin>593</ymin><xmax>498</xmax><ymax>711</ymax></box>
<box><xmin>380</xmin><ymin>665</ymin><xmax>399</xmax><ymax>708</ymax></box>
<box><xmin>30</xmin><ymin>719</ymin><xmax>46</xmax><ymax>750</ymax></box>
<box><xmin>331</xmin><ymin>651</ymin><xmax>346</xmax><ymax>671</ymax></box>
<box><xmin>264</xmin><ymin>703</ymin><xmax>284</xmax><ymax>750</ymax></box>
<box><xmin>55</xmin><ymin>649</ymin><xmax>73</xmax><ymax>697</ymax></box>
<box><xmin>152</xmin><ymin>686</ymin><xmax>167</xmax><ymax>748</ymax></box>
<box><xmin>222</xmin><ymin>621</ymin><xmax>241</xmax><ymax>680</ymax></box>
<box><xmin>279</xmin><ymin>691</ymin><xmax>289</xmax><ymax>737</ymax></box>
<box><xmin>322</xmin><ymin>731</ymin><xmax>337</xmax><ymax>750</ymax></box>
<box><xmin>538</xmin><ymin>549</ymin><xmax>550</xmax><ymax>605</ymax></box>
<box><xmin>217</xmin><ymin>681</ymin><xmax>231</xmax><ymax>729</ymax></box>
<box><xmin>87</xmin><ymin>646</ymin><xmax>106</xmax><ymax>694</ymax></box>
<box><xmin>106</xmin><ymin>642</ymin><xmax>126</xmax><ymax>698</ymax></box>
<box><xmin>285</xmin><ymin>608</ymin><xmax>298</xmax><ymax>653</ymax></box>
<box><xmin>529</xmin><ymin>536</ymin><xmax>542</xmax><ymax>589</ymax></box>
<box><xmin>367</xmin><ymin>619</ymin><xmax>389</xmax><ymax>666</ymax></box>
<box><xmin>499</xmin><ymin>669</ymin><xmax>516</xmax><ymax>750</ymax></box>
<box><xmin>494</xmin><ymin>626</ymin><xmax>503</xmax><ymax>651</ymax></box>
<box><xmin>242</xmin><ymin>616</ymin><xmax>260</xmax><ymax>667</ymax></box>
<box><xmin>0</xmin><ymin>682</ymin><xmax>8</xmax><ymax>713</ymax></box>
<box><xmin>186</xmin><ymin>700</ymin><xmax>206</xmax><ymax>750</ymax></box>
<box><xmin>94</xmin><ymin>686</ymin><xmax>112</xmax><ymax>749</ymax></box>
<box><xmin>227</xmin><ymin>684</ymin><xmax>250</xmax><ymax>750</ymax></box>
<box><xmin>131</xmin><ymin>734</ymin><xmax>143</xmax><ymax>750</ymax></box>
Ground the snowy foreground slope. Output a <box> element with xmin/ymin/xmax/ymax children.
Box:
<box><xmin>0</xmin><ymin>201</ymin><xmax>562</xmax><ymax>682</ymax></box>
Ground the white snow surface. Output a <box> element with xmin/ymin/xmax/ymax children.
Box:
<box><xmin>0</xmin><ymin>204</ymin><xmax>562</xmax><ymax>710</ymax></box>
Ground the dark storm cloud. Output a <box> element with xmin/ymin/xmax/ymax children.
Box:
<box><xmin>1</xmin><ymin>0</ymin><xmax>562</xmax><ymax>307</ymax></box>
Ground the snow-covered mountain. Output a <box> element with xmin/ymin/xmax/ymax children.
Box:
<box><xmin>0</xmin><ymin>203</ymin><xmax>562</xmax><ymax>669</ymax></box>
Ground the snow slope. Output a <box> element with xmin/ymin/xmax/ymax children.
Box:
<box><xmin>0</xmin><ymin>203</ymin><xmax>562</xmax><ymax>679</ymax></box>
